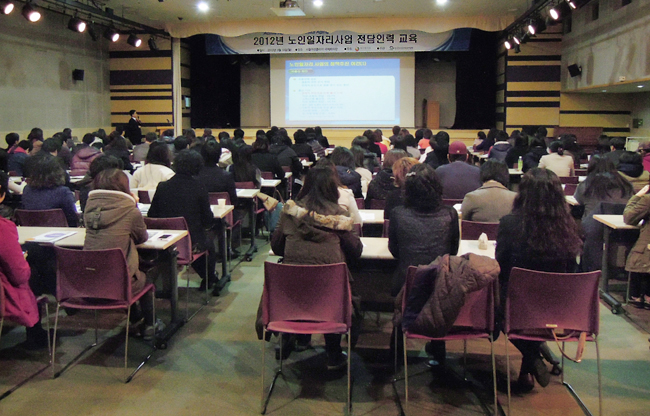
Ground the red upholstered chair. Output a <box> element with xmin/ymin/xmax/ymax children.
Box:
<box><xmin>261</xmin><ymin>171</ymin><xmax>274</xmax><ymax>180</ymax></box>
<box><xmin>261</xmin><ymin>262</ymin><xmax>352</xmax><ymax>415</ymax></box>
<box><xmin>352</xmin><ymin>223</ymin><xmax>363</xmax><ymax>237</ymax></box>
<box><xmin>367</xmin><ymin>198</ymin><xmax>386</xmax><ymax>210</ymax></box>
<box><xmin>505</xmin><ymin>268</ymin><xmax>602</xmax><ymax>416</ymax></box>
<box><xmin>442</xmin><ymin>199</ymin><xmax>463</xmax><ymax>206</ymax></box>
<box><xmin>51</xmin><ymin>247</ymin><xmax>156</xmax><ymax>382</ymax></box>
<box><xmin>137</xmin><ymin>190</ymin><xmax>151</xmax><ymax>204</ymax></box>
<box><xmin>559</xmin><ymin>176</ymin><xmax>579</xmax><ymax>184</ymax></box>
<box><xmin>461</xmin><ymin>220</ymin><xmax>499</xmax><ymax>240</ymax></box>
<box><xmin>209</xmin><ymin>192</ymin><xmax>241</xmax><ymax>271</ymax></box>
<box><xmin>382</xmin><ymin>219</ymin><xmax>390</xmax><ymax>238</ymax></box>
<box><xmin>355</xmin><ymin>198</ymin><xmax>364</xmax><ymax>210</ymax></box>
<box><xmin>144</xmin><ymin>217</ymin><xmax>209</xmax><ymax>320</ymax></box>
<box><xmin>563</xmin><ymin>183</ymin><xmax>578</xmax><ymax>196</ymax></box>
<box><xmin>396</xmin><ymin>265</ymin><xmax>497</xmax><ymax>414</ymax></box>
<box><xmin>14</xmin><ymin>209</ymin><xmax>68</xmax><ymax>227</ymax></box>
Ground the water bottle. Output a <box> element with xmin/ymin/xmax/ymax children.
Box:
<box><xmin>517</xmin><ymin>156</ymin><xmax>523</xmax><ymax>171</ymax></box>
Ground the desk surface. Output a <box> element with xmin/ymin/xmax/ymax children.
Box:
<box><xmin>566</xmin><ymin>195</ymin><xmax>579</xmax><ymax>206</ymax></box>
<box><xmin>261</xmin><ymin>179</ymin><xmax>281</xmax><ymax>187</ymax></box>
<box><xmin>285</xmin><ymin>171</ymin><xmax>293</xmax><ymax>179</ymax></box>
<box><xmin>301</xmin><ymin>160</ymin><xmax>313</xmax><ymax>167</ymax></box>
<box><xmin>593</xmin><ymin>214</ymin><xmax>639</xmax><ymax>230</ymax></box>
<box><xmin>359</xmin><ymin>237</ymin><xmax>496</xmax><ymax>260</ymax></box>
<box><xmin>508</xmin><ymin>169</ymin><xmax>523</xmax><ymax>175</ymax></box>
<box><xmin>236</xmin><ymin>189</ymin><xmax>260</xmax><ymax>198</ymax></box>
<box><xmin>359</xmin><ymin>210</ymin><xmax>384</xmax><ymax>225</ymax></box>
<box><xmin>18</xmin><ymin>226</ymin><xmax>188</xmax><ymax>250</ymax></box>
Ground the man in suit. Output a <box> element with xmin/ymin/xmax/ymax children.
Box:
<box><xmin>435</xmin><ymin>141</ymin><xmax>481</xmax><ymax>200</ymax></box>
<box><xmin>125</xmin><ymin>109</ymin><xmax>142</xmax><ymax>145</ymax></box>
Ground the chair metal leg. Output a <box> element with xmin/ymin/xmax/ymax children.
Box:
<box><xmin>125</xmin><ymin>305</ymin><xmax>131</xmax><ymax>381</ymax></box>
<box><xmin>126</xmin><ymin>289</ymin><xmax>158</xmax><ymax>383</ymax></box>
<box><xmin>347</xmin><ymin>329</ymin><xmax>352</xmax><ymax>415</ymax></box>
<box><xmin>185</xmin><ymin>266</ymin><xmax>190</xmax><ymax>321</ymax></box>
<box><xmin>94</xmin><ymin>310</ymin><xmax>99</xmax><ymax>345</ymax></box>
<box><xmin>505</xmin><ymin>334</ymin><xmax>511</xmax><ymax>416</ymax></box>
<box><xmin>561</xmin><ymin>342</ymin><xmax>565</xmax><ymax>384</ymax></box>
<box><xmin>261</xmin><ymin>332</ymin><xmax>283</xmax><ymax>415</ymax></box>
<box><xmin>463</xmin><ymin>339</ymin><xmax>468</xmax><ymax>371</ymax></box>
<box><xmin>51</xmin><ymin>303</ymin><xmax>60</xmax><ymax>378</ymax></box>
<box><xmin>596</xmin><ymin>336</ymin><xmax>602</xmax><ymax>416</ymax></box>
<box><xmin>403</xmin><ymin>332</ymin><xmax>409</xmax><ymax>415</ymax></box>
<box><xmin>44</xmin><ymin>303</ymin><xmax>51</xmax><ymax>362</ymax></box>
<box><xmin>261</xmin><ymin>330</ymin><xmax>266</xmax><ymax>414</ymax></box>
<box><xmin>491</xmin><ymin>335</ymin><xmax>498</xmax><ymax>416</ymax></box>
<box><xmin>625</xmin><ymin>271</ymin><xmax>632</xmax><ymax>305</ymax></box>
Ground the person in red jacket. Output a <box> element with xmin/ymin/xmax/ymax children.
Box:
<box><xmin>0</xmin><ymin>172</ymin><xmax>48</xmax><ymax>349</ymax></box>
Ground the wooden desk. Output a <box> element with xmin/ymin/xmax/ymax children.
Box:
<box><xmin>593</xmin><ymin>214</ymin><xmax>640</xmax><ymax>292</ymax></box>
<box><xmin>284</xmin><ymin>171</ymin><xmax>293</xmax><ymax>179</ymax></box>
<box><xmin>566</xmin><ymin>195</ymin><xmax>579</xmax><ymax>206</ymax></box>
<box><xmin>236</xmin><ymin>188</ymin><xmax>261</xmax><ymax>259</ymax></box>
<box><xmin>359</xmin><ymin>210</ymin><xmax>384</xmax><ymax>225</ymax></box>
<box><xmin>508</xmin><ymin>169</ymin><xmax>523</xmax><ymax>176</ymax></box>
<box><xmin>359</xmin><ymin>237</ymin><xmax>496</xmax><ymax>260</ymax></box>
<box><xmin>301</xmin><ymin>160</ymin><xmax>313</xmax><ymax>167</ymax></box>
<box><xmin>261</xmin><ymin>179</ymin><xmax>281</xmax><ymax>188</ymax></box>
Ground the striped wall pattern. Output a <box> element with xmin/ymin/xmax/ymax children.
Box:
<box><xmin>181</xmin><ymin>41</ymin><xmax>191</xmax><ymax>130</ymax></box>
<box><xmin>495</xmin><ymin>44</ymin><xmax>507</xmax><ymax>131</ymax></box>
<box><xmin>501</xmin><ymin>30</ymin><xmax>563</xmax><ymax>131</ymax></box>
<box><xmin>109</xmin><ymin>36</ymin><xmax>174</xmax><ymax>134</ymax></box>
<box><xmin>559</xmin><ymin>93</ymin><xmax>632</xmax><ymax>137</ymax></box>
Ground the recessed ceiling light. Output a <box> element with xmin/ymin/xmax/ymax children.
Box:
<box><xmin>436</xmin><ymin>0</ymin><xmax>448</xmax><ymax>5</ymax></box>
<box><xmin>638</xmin><ymin>85</ymin><xmax>645</xmax><ymax>88</ymax></box>
<box><xmin>197</xmin><ymin>2</ymin><xmax>209</xmax><ymax>12</ymax></box>
<box><xmin>602</xmin><ymin>90</ymin><xmax>607</xmax><ymax>92</ymax></box>
<box><xmin>313</xmin><ymin>0</ymin><xmax>323</xmax><ymax>6</ymax></box>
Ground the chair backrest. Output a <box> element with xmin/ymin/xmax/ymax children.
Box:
<box><xmin>442</xmin><ymin>199</ymin><xmax>463</xmax><ymax>206</ymax></box>
<box><xmin>355</xmin><ymin>198</ymin><xmax>364</xmax><ymax>210</ymax></box>
<box><xmin>461</xmin><ymin>220</ymin><xmax>499</xmax><ymax>240</ymax></box>
<box><xmin>403</xmin><ymin>265</ymin><xmax>494</xmax><ymax>333</ymax></box>
<box><xmin>262</xmin><ymin>262</ymin><xmax>352</xmax><ymax>327</ymax></box>
<box><xmin>563</xmin><ymin>183</ymin><xmax>578</xmax><ymax>196</ymax></box>
<box><xmin>353</xmin><ymin>223</ymin><xmax>362</xmax><ymax>237</ymax></box>
<box><xmin>559</xmin><ymin>176</ymin><xmax>579</xmax><ymax>184</ymax></box>
<box><xmin>282</xmin><ymin>166</ymin><xmax>291</xmax><ymax>173</ymax></box>
<box><xmin>236</xmin><ymin>181</ymin><xmax>256</xmax><ymax>189</ymax></box>
<box><xmin>368</xmin><ymin>199</ymin><xmax>386</xmax><ymax>210</ymax></box>
<box><xmin>382</xmin><ymin>219</ymin><xmax>390</xmax><ymax>238</ymax></box>
<box><xmin>137</xmin><ymin>190</ymin><xmax>151</xmax><ymax>204</ymax></box>
<box><xmin>143</xmin><ymin>217</ymin><xmax>193</xmax><ymax>264</ymax></box>
<box><xmin>505</xmin><ymin>267</ymin><xmax>600</xmax><ymax>336</ymax></box>
<box><xmin>574</xmin><ymin>169</ymin><xmax>587</xmax><ymax>176</ymax></box>
<box><xmin>261</xmin><ymin>171</ymin><xmax>274</xmax><ymax>180</ymax></box>
<box><xmin>54</xmin><ymin>246</ymin><xmax>131</xmax><ymax>303</ymax></box>
<box><xmin>14</xmin><ymin>209</ymin><xmax>68</xmax><ymax>227</ymax></box>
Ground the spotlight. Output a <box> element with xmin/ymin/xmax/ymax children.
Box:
<box><xmin>197</xmin><ymin>1</ymin><xmax>209</xmax><ymax>12</ymax></box>
<box><xmin>514</xmin><ymin>44</ymin><xmax>521</xmax><ymax>54</ymax></box>
<box><xmin>68</xmin><ymin>16</ymin><xmax>86</xmax><ymax>33</ymax></box>
<box><xmin>504</xmin><ymin>38</ymin><xmax>512</xmax><ymax>50</ymax></box>
<box><xmin>527</xmin><ymin>21</ymin><xmax>536</xmax><ymax>35</ymax></box>
<box><xmin>566</xmin><ymin>0</ymin><xmax>576</xmax><ymax>9</ymax></box>
<box><xmin>148</xmin><ymin>36</ymin><xmax>159</xmax><ymax>51</ymax></box>
<box><xmin>513</xmin><ymin>34</ymin><xmax>521</xmax><ymax>45</ymax></box>
<box><xmin>103</xmin><ymin>27</ymin><xmax>120</xmax><ymax>42</ymax></box>
<box><xmin>22</xmin><ymin>3</ymin><xmax>40</xmax><ymax>22</ymax></box>
<box><xmin>87</xmin><ymin>22</ymin><xmax>98</xmax><ymax>41</ymax></box>
<box><xmin>549</xmin><ymin>7</ymin><xmax>559</xmax><ymax>20</ymax></box>
<box><xmin>1</xmin><ymin>1</ymin><xmax>14</xmax><ymax>15</ymax></box>
<box><xmin>127</xmin><ymin>34</ymin><xmax>142</xmax><ymax>47</ymax></box>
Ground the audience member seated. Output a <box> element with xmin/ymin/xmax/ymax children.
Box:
<box><xmin>229</xmin><ymin>146</ymin><xmax>261</xmax><ymax>188</ymax></box>
<box><xmin>389</xmin><ymin>163</ymin><xmax>459</xmax><ymax>298</ymax></box>
<box><xmin>269</xmin><ymin>133</ymin><xmax>302</xmax><ymax>179</ymax></box>
<box><xmin>496</xmin><ymin>168</ymin><xmax>583</xmax><ymax>392</ymax></box>
<box><xmin>70</xmin><ymin>133</ymin><xmax>102</xmax><ymax>176</ymax></box>
<box><xmin>350</xmin><ymin>146</ymin><xmax>372</xmax><ymax>195</ymax></box>
<box><xmin>461</xmin><ymin>159</ymin><xmax>517</xmax><ymax>222</ymax></box>
<box><xmin>291</xmin><ymin>129</ymin><xmax>316</xmax><ymax>163</ymax></box>
<box><xmin>505</xmin><ymin>132</ymin><xmax>529</xmax><ymax>168</ymax></box>
<box><xmin>362</xmin><ymin>129</ymin><xmax>382</xmax><ymax>159</ymax></box>
<box><xmin>232</xmin><ymin>128</ymin><xmax>247</xmax><ymax>148</ymax></box>
<box><xmin>268</xmin><ymin>166</ymin><xmax>362</xmax><ymax>368</ymax></box>
<box><xmin>133</xmin><ymin>132</ymin><xmax>157</xmax><ymax>162</ymax></box>
<box><xmin>522</xmin><ymin>136</ymin><xmax>548</xmax><ymax>173</ymax></box>
<box><xmin>474</xmin><ymin>128</ymin><xmax>497</xmax><ymax>152</ymax></box>
<box><xmin>314</xmin><ymin>126</ymin><xmax>329</xmax><ymax>148</ymax></box>
<box><xmin>196</xmin><ymin>139</ymin><xmax>237</xmax><ymax>204</ymax></box>
<box><xmin>436</xmin><ymin>141</ymin><xmax>481</xmax><ymax>200</ymax></box>
<box><xmin>172</xmin><ymin>136</ymin><xmax>190</xmax><ymax>161</ymax></box>
<box><xmin>22</xmin><ymin>137</ymin><xmax>62</xmax><ymax>179</ymax></box>
<box><xmin>430</xmin><ymin>131</ymin><xmax>451</xmax><ymax>169</ymax></box>
<box><xmin>5</xmin><ymin>132</ymin><xmax>19</xmax><ymax>153</ymax></box>
<box><xmin>604</xmin><ymin>137</ymin><xmax>626</xmax><ymax>168</ymax></box>
<box><xmin>487</xmin><ymin>130</ymin><xmax>511</xmax><ymax>162</ymax></box>
<box><xmin>639</xmin><ymin>141</ymin><xmax>650</xmax><ymax>172</ymax></box>
<box><xmin>617</xmin><ymin>151</ymin><xmax>650</xmax><ymax>193</ymax></box>
<box><xmin>623</xmin><ymin>184</ymin><xmax>650</xmax><ymax>308</ymax></box>
<box><xmin>78</xmin><ymin>155</ymin><xmax>124</xmax><ymax>212</ymax></box>
<box><xmin>351</xmin><ymin>135</ymin><xmax>380</xmax><ymax>172</ymax></box>
<box><xmin>0</xmin><ymin>172</ymin><xmax>48</xmax><ymax>349</ymax></box>
<box><xmin>149</xmin><ymin>150</ymin><xmax>218</xmax><ymax>291</ymax></box>
<box><xmin>330</xmin><ymin>147</ymin><xmax>363</xmax><ymax>199</ymax></box>
<box><xmin>21</xmin><ymin>155</ymin><xmax>78</xmax><ymax>227</ymax></box>
<box><xmin>539</xmin><ymin>141</ymin><xmax>574</xmax><ymax>177</ymax></box>
<box><xmin>250</xmin><ymin>133</ymin><xmax>285</xmax><ymax>187</ymax></box>
<box><xmin>7</xmin><ymin>140</ymin><xmax>30</xmax><ymax>176</ymax></box>
<box><xmin>574</xmin><ymin>156</ymin><xmax>634</xmax><ymax>219</ymax></box>
<box><xmin>559</xmin><ymin>134</ymin><xmax>585</xmax><ymax>167</ymax></box>
<box><xmin>130</xmin><ymin>141</ymin><xmax>174</xmax><ymax>191</ymax></box>
<box><xmin>373</xmin><ymin>129</ymin><xmax>388</xmax><ymax>155</ymax></box>
<box><xmin>318</xmin><ymin>159</ymin><xmax>362</xmax><ymax>225</ymax></box>
<box><xmin>366</xmin><ymin>149</ymin><xmax>407</xmax><ymax>206</ymax></box>
<box><xmin>473</xmin><ymin>131</ymin><xmax>486</xmax><ymax>148</ymax></box>
<box><xmin>305</xmin><ymin>127</ymin><xmax>325</xmax><ymax>159</ymax></box>
<box><xmin>83</xmin><ymin>168</ymin><xmax>155</xmax><ymax>337</ymax></box>
<box><xmin>593</xmin><ymin>135</ymin><xmax>611</xmax><ymax>156</ymax></box>
<box><xmin>384</xmin><ymin>157</ymin><xmax>419</xmax><ymax>220</ymax></box>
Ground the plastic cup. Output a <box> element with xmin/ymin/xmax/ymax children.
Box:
<box><xmin>218</xmin><ymin>198</ymin><xmax>226</xmax><ymax>206</ymax></box>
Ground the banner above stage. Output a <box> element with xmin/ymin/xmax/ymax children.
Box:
<box><xmin>205</xmin><ymin>28</ymin><xmax>471</xmax><ymax>55</ymax></box>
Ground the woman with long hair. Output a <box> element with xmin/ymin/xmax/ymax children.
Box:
<box><xmin>574</xmin><ymin>155</ymin><xmax>633</xmax><ymax>218</ymax></box>
<box><xmin>384</xmin><ymin>157</ymin><xmax>420</xmax><ymax>219</ymax></box>
<box><xmin>496</xmin><ymin>168</ymin><xmax>583</xmax><ymax>391</ymax></box>
<box><xmin>268</xmin><ymin>165</ymin><xmax>363</xmax><ymax>369</ymax></box>
<box><xmin>229</xmin><ymin>145</ymin><xmax>261</xmax><ymax>188</ymax></box>
<box><xmin>130</xmin><ymin>141</ymin><xmax>174</xmax><ymax>190</ymax></box>
<box><xmin>366</xmin><ymin>149</ymin><xmax>408</xmax><ymax>205</ymax></box>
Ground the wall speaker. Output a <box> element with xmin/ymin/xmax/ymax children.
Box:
<box><xmin>72</xmin><ymin>69</ymin><xmax>85</xmax><ymax>81</ymax></box>
<box><xmin>568</xmin><ymin>64</ymin><xmax>582</xmax><ymax>78</ymax></box>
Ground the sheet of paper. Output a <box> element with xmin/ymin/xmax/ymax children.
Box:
<box><xmin>32</xmin><ymin>231</ymin><xmax>77</xmax><ymax>243</ymax></box>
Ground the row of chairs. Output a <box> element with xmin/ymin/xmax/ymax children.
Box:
<box><xmin>260</xmin><ymin>262</ymin><xmax>602</xmax><ymax>415</ymax></box>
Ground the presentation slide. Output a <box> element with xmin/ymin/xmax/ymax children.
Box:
<box><xmin>270</xmin><ymin>54</ymin><xmax>414</xmax><ymax>128</ymax></box>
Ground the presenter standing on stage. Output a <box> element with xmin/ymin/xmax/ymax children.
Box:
<box><xmin>125</xmin><ymin>109</ymin><xmax>143</xmax><ymax>145</ymax></box>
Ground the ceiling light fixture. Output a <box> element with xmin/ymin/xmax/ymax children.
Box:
<box><xmin>148</xmin><ymin>36</ymin><xmax>159</xmax><ymax>51</ymax></box>
<box><xmin>504</xmin><ymin>39</ymin><xmax>512</xmax><ymax>50</ymax></box>
<box><xmin>1</xmin><ymin>1</ymin><xmax>14</xmax><ymax>15</ymax></box>
<box><xmin>513</xmin><ymin>34</ymin><xmax>521</xmax><ymax>45</ymax></box>
<box><xmin>549</xmin><ymin>7</ymin><xmax>559</xmax><ymax>20</ymax></box>
<box><xmin>127</xmin><ymin>34</ymin><xmax>142</xmax><ymax>47</ymax></box>
<box><xmin>566</xmin><ymin>0</ymin><xmax>576</xmax><ymax>9</ymax></box>
<box><xmin>313</xmin><ymin>0</ymin><xmax>323</xmax><ymax>6</ymax></box>
<box><xmin>197</xmin><ymin>1</ymin><xmax>209</xmax><ymax>12</ymax></box>
<box><xmin>436</xmin><ymin>0</ymin><xmax>448</xmax><ymax>5</ymax></box>
<box><xmin>638</xmin><ymin>85</ymin><xmax>645</xmax><ymax>89</ymax></box>
<box><xmin>527</xmin><ymin>21</ymin><xmax>536</xmax><ymax>35</ymax></box>
<box><xmin>103</xmin><ymin>27</ymin><xmax>120</xmax><ymax>42</ymax></box>
<box><xmin>22</xmin><ymin>3</ymin><xmax>40</xmax><ymax>22</ymax></box>
<box><xmin>68</xmin><ymin>16</ymin><xmax>86</xmax><ymax>33</ymax></box>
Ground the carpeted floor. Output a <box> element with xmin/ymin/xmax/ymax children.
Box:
<box><xmin>2</xmin><ymin>241</ymin><xmax>650</xmax><ymax>416</ymax></box>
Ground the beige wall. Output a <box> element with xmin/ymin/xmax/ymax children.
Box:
<box><xmin>414</xmin><ymin>59</ymin><xmax>456</xmax><ymax>129</ymax></box>
<box><xmin>240</xmin><ymin>61</ymin><xmax>271</xmax><ymax>127</ymax></box>
<box><xmin>0</xmin><ymin>8</ymin><xmax>111</xmax><ymax>146</ymax></box>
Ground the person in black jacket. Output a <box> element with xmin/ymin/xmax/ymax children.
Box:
<box><xmin>330</xmin><ymin>147</ymin><xmax>363</xmax><ymax>199</ymax></box>
<box><xmin>124</xmin><ymin>109</ymin><xmax>142</xmax><ymax>145</ymax></box>
<box><xmin>148</xmin><ymin>150</ymin><xmax>218</xmax><ymax>291</ymax></box>
<box><xmin>314</xmin><ymin>126</ymin><xmax>329</xmax><ymax>148</ymax></box>
<box><xmin>196</xmin><ymin>139</ymin><xmax>237</xmax><ymax>205</ymax></box>
<box><xmin>366</xmin><ymin>149</ymin><xmax>408</xmax><ymax>205</ymax></box>
<box><xmin>269</xmin><ymin>134</ymin><xmax>302</xmax><ymax>179</ymax></box>
<box><xmin>291</xmin><ymin>129</ymin><xmax>316</xmax><ymax>163</ymax></box>
<box><xmin>522</xmin><ymin>136</ymin><xmax>548</xmax><ymax>172</ymax></box>
<box><xmin>251</xmin><ymin>133</ymin><xmax>285</xmax><ymax>190</ymax></box>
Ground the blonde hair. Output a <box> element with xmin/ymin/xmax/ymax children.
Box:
<box><xmin>392</xmin><ymin>157</ymin><xmax>420</xmax><ymax>188</ymax></box>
